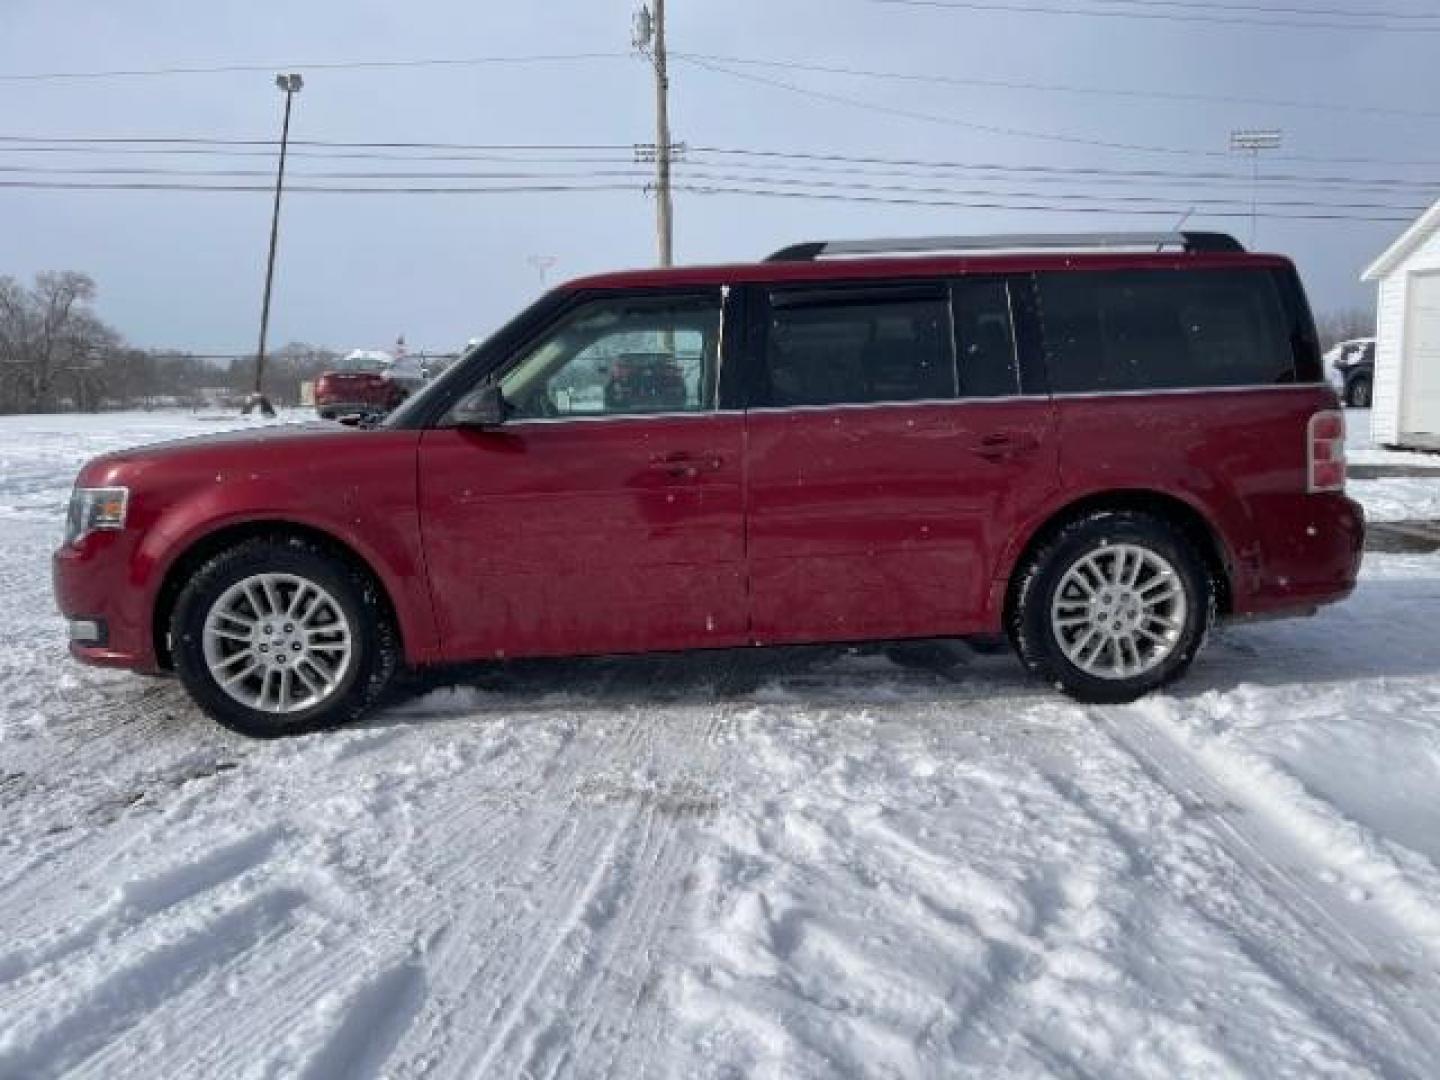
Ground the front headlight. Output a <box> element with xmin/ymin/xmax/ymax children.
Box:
<box><xmin>64</xmin><ymin>486</ymin><xmax>129</xmax><ymax>545</ymax></box>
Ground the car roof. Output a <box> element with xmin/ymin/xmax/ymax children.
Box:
<box><xmin>559</xmin><ymin>251</ymin><xmax>1294</xmax><ymax>293</ymax></box>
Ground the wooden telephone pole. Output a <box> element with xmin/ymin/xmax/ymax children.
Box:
<box><xmin>635</xmin><ymin>1</ymin><xmax>674</xmax><ymax>267</ymax></box>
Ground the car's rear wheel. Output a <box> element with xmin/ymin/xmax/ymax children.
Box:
<box><xmin>1346</xmin><ymin>374</ymin><xmax>1372</xmax><ymax>409</ymax></box>
<box><xmin>1009</xmin><ymin>510</ymin><xmax>1213</xmax><ymax>703</ymax></box>
<box><xmin>171</xmin><ymin>537</ymin><xmax>397</xmax><ymax>737</ymax></box>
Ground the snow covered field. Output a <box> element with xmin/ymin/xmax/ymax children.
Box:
<box><xmin>3</xmin><ymin>411</ymin><xmax>1440</xmax><ymax>1078</ymax></box>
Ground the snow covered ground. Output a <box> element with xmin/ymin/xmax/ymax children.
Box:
<box><xmin>3</xmin><ymin>411</ymin><xmax>1440</xmax><ymax>1078</ymax></box>
<box><xmin>1346</xmin><ymin>408</ymin><xmax>1440</xmax><ymax>471</ymax></box>
<box><xmin>1344</xmin><ymin>408</ymin><xmax>1440</xmax><ymax>521</ymax></box>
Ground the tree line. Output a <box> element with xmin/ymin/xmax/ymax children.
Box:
<box><xmin>0</xmin><ymin>271</ymin><xmax>340</xmax><ymax>414</ymax></box>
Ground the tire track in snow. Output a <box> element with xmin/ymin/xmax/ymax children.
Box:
<box><xmin>377</xmin><ymin>710</ymin><xmax>655</xmax><ymax>1076</ymax></box>
<box><xmin>0</xmin><ymin>824</ymin><xmax>287</xmax><ymax>987</ymax></box>
<box><xmin>293</xmin><ymin>960</ymin><xmax>429</xmax><ymax>1080</ymax></box>
<box><xmin>374</xmin><ymin>706</ymin><xmax>726</xmax><ymax>1078</ymax></box>
<box><xmin>0</xmin><ymin>887</ymin><xmax>306</xmax><ymax>1079</ymax></box>
<box><xmin>1098</xmin><ymin>707</ymin><xmax>1440</xmax><ymax>1077</ymax></box>
<box><xmin>533</xmin><ymin>710</ymin><xmax>727</xmax><ymax>1079</ymax></box>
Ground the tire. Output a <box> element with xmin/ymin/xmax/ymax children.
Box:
<box><xmin>170</xmin><ymin>537</ymin><xmax>398</xmax><ymax>737</ymax></box>
<box><xmin>1008</xmin><ymin>510</ymin><xmax>1214</xmax><ymax>704</ymax></box>
<box><xmin>1346</xmin><ymin>375</ymin><xmax>1372</xmax><ymax>409</ymax></box>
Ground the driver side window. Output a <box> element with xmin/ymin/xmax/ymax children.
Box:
<box><xmin>499</xmin><ymin>294</ymin><xmax>722</xmax><ymax>420</ymax></box>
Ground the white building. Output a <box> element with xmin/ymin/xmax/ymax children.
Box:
<box><xmin>1361</xmin><ymin>200</ymin><xmax>1440</xmax><ymax>450</ymax></box>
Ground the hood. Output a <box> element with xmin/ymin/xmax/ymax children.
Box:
<box><xmin>74</xmin><ymin>421</ymin><xmax>410</xmax><ymax>489</ymax></box>
<box><xmin>96</xmin><ymin>421</ymin><xmax>351</xmax><ymax>463</ymax></box>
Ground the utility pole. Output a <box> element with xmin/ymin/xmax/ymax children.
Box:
<box><xmin>245</xmin><ymin>72</ymin><xmax>303</xmax><ymax>417</ymax></box>
<box><xmin>634</xmin><ymin>2</ymin><xmax>674</xmax><ymax>266</ymax></box>
<box><xmin>1229</xmin><ymin>129</ymin><xmax>1282</xmax><ymax>250</ymax></box>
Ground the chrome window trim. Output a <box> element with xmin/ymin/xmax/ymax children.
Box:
<box><xmin>746</xmin><ymin>395</ymin><xmax>1038</xmax><ymax>415</ymax></box>
<box><xmin>1048</xmin><ymin>382</ymin><xmax>1323</xmax><ymax>401</ymax></box>
<box><xmin>489</xmin><ymin>380</ymin><xmax>1323</xmax><ymax>426</ymax></box>
<box><xmin>1001</xmin><ymin>279</ymin><xmax>1024</xmax><ymax>397</ymax></box>
<box><xmin>713</xmin><ymin>283</ymin><xmax>729</xmax><ymax>412</ymax></box>
<box><xmin>499</xmin><ymin>409</ymin><xmax>739</xmax><ymax>427</ymax></box>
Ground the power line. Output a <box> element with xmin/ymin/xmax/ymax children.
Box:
<box><xmin>5</xmin><ymin>130</ymin><xmax>1439</xmax><ymax>175</ymax></box>
<box><xmin>5</xmin><ymin>45</ymin><xmax>1433</xmax><ymax>127</ymax></box>
<box><xmin>0</xmin><ymin>180</ymin><xmax>648</xmax><ymax>195</ymax></box>
<box><xmin>668</xmin><ymin>169</ymin><xmax>1429</xmax><ymax>212</ymax></box>
<box><xmin>681</xmin><ymin>151</ymin><xmax>1440</xmax><ymax>191</ymax></box>
<box><xmin>0</xmin><ymin>53</ymin><xmax>629</xmax><ymax>83</ymax></box>
<box><xmin>672</xmin><ymin>182</ymin><xmax>1419</xmax><ymax>221</ymax></box>
<box><xmin>0</xmin><ymin>176</ymin><xmax>1424</xmax><ymax>221</ymax></box>
<box><xmin>864</xmin><ymin>0</ymin><xmax>1440</xmax><ymax>31</ymax></box>
<box><xmin>0</xmin><ymin>134</ymin><xmax>636</xmax><ymax>151</ymax></box>
<box><xmin>0</xmin><ymin>161</ymin><xmax>1429</xmax><ymax>209</ymax></box>
<box><xmin>1093</xmin><ymin>0</ymin><xmax>1440</xmax><ymax>17</ymax></box>
<box><xmin>680</xmin><ymin>58</ymin><xmax>1440</xmax><ymax>167</ymax></box>
<box><xmin>680</xmin><ymin>56</ymin><xmax>1232</xmax><ymax>159</ymax></box>
<box><xmin>675</xmin><ymin>51</ymin><xmax>1440</xmax><ymax>122</ymax></box>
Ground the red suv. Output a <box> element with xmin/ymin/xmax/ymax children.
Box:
<box><xmin>313</xmin><ymin>355</ymin><xmax>408</xmax><ymax>420</ymax></box>
<box><xmin>55</xmin><ymin>232</ymin><xmax>1364</xmax><ymax>737</ymax></box>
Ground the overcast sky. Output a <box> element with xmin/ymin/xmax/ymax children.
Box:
<box><xmin>2</xmin><ymin>0</ymin><xmax>1436</xmax><ymax>353</ymax></box>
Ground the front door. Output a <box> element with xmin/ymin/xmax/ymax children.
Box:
<box><xmin>418</xmin><ymin>289</ymin><xmax>747</xmax><ymax>661</ymax></box>
<box><xmin>744</xmin><ymin>277</ymin><xmax>1059</xmax><ymax>643</ymax></box>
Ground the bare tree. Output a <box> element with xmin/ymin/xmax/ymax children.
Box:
<box><xmin>0</xmin><ymin>270</ymin><xmax>344</xmax><ymax>413</ymax></box>
<box><xmin>1315</xmin><ymin>307</ymin><xmax>1376</xmax><ymax>351</ymax></box>
<box><xmin>0</xmin><ymin>271</ymin><xmax>110</xmax><ymax>412</ymax></box>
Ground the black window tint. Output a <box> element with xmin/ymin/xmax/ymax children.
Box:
<box><xmin>953</xmin><ymin>278</ymin><xmax>1019</xmax><ymax>397</ymax></box>
<box><xmin>762</xmin><ymin>294</ymin><xmax>954</xmax><ymax>406</ymax></box>
<box><xmin>1038</xmin><ymin>269</ymin><xmax>1298</xmax><ymax>393</ymax></box>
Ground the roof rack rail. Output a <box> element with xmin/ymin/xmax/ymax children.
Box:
<box><xmin>764</xmin><ymin>231</ymin><xmax>1245</xmax><ymax>262</ymax></box>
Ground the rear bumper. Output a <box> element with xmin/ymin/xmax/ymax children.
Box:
<box><xmin>53</xmin><ymin>533</ymin><xmax>161</xmax><ymax>673</ymax></box>
<box><xmin>1232</xmin><ymin>493</ymin><xmax>1365</xmax><ymax>617</ymax></box>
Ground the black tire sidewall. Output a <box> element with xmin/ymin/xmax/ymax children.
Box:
<box><xmin>1015</xmin><ymin>512</ymin><xmax>1211</xmax><ymax>703</ymax></box>
<box><xmin>171</xmin><ymin>542</ymin><xmax>386</xmax><ymax>737</ymax></box>
<box><xmin>1348</xmin><ymin>376</ymin><xmax>1372</xmax><ymax>408</ymax></box>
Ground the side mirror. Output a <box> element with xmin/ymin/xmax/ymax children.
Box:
<box><xmin>452</xmin><ymin>384</ymin><xmax>509</xmax><ymax>427</ymax></box>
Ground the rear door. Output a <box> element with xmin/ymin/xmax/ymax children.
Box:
<box><xmin>417</xmin><ymin>289</ymin><xmax>747</xmax><ymax>661</ymax></box>
<box><xmin>744</xmin><ymin>277</ymin><xmax>1059</xmax><ymax>643</ymax></box>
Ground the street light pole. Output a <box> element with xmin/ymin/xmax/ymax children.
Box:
<box><xmin>245</xmin><ymin>72</ymin><xmax>303</xmax><ymax>417</ymax></box>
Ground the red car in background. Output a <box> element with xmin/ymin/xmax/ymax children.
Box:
<box><xmin>55</xmin><ymin>231</ymin><xmax>1363</xmax><ymax>738</ymax></box>
<box><xmin>313</xmin><ymin>351</ymin><xmax>411</xmax><ymax>420</ymax></box>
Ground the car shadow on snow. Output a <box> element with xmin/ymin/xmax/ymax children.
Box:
<box><xmin>371</xmin><ymin>573</ymin><xmax>1440</xmax><ymax>727</ymax></box>
<box><xmin>378</xmin><ymin>637</ymin><xmax>1036</xmax><ymax>725</ymax></box>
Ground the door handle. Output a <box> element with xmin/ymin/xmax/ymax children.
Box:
<box><xmin>646</xmin><ymin>452</ymin><xmax>723</xmax><ymax>479</ymax></box>
<box><xmin>972</xmin><ymin>431</ymin><xmax>1039</xmax><ymax>462</ymax></box>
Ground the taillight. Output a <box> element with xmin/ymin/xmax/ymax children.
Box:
<box><xmin>1308</xmin><ymin>409</ymin><xmax>1346</xmax><ymax>493</ymax></box>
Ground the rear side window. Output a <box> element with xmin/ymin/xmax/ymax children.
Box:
<box><xmin>953</xmin><ymin>278</ymin><xmax>1020</xmax><ymax>397</ymax></box>
<box><xmin>760</xmin><ymin>288</ymin><xmax>954</xmax><ymax>407</ymax></box>
<box><xmin>1037</xmin><ymin>268</ymin><xmax>1302</xmax><ymax>393</ymax></box>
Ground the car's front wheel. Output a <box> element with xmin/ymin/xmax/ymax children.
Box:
<box><xmin>1009</xmin><ymin>510</ymin><xmax>1213</xmax><ymax>703</ymax></box>
<box><xmin>171</xmin><ymin>537</ymin><xmax>397</xmax><ymax>737</ymax></box>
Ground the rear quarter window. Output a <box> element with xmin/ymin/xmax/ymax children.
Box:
<box><xmin>1037</xmin><ymin>268</ymin><xmax>1311</xmax><ymax>393</ymax></box>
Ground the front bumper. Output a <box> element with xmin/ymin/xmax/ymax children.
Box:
<box><xmin>53</xmin><ymin>532</ymin><xmax>161</xmax><ymax>672</ymax></box>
